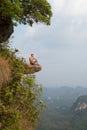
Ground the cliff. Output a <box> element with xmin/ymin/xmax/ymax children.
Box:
<box><xmin>24</xmin><ymin>63</ymin><xmax>42</xmax><ymax>74</ymax></box>
<box><xmin>71</xmin><ymin>95</ymin><xmax>87</xmax><ymax>112</ymax></box>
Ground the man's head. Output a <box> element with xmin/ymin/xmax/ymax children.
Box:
<box><xmin>31</xmin><ymin>54</ymin><xmax>34</xmax><ymax>56</ymax></box>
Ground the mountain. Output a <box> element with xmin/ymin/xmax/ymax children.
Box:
<box><xmin>70</xmin><ymin>95</ymin><xmax>87</xmax><ymax>130</ymax></box>
<box><xmin>71</xmin><ymin>95</ymin><xmax>87</xmax><ymax>111</ymax></box>
<box><xmin>42</xmin><ymin>86</ymin><xmax>87</xmax><ymax>99</ymax></box>
<box><xmin>37</xmin><ymin>87</ymin><xmax>87</xmax><ymax>130</ymax></box>
<box><xmin>42</xmin><ymin>86</ymin><xmax>87</xmax><ymax>109</ymax></box>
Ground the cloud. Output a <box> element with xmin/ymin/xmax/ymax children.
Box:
<box><xmin>51</xmin><ymin>0</ymin><xmax>87</xmax><ymax>16</ymax></box>
<box><xmin>51</xmin><ymin>0</ymin><xmax>65</xmax><ymax>14</ymax></box>
<box><xmin>24</xmin><ymin>27</ymin><xmax>36</xmax><ymax>38</ymax></box>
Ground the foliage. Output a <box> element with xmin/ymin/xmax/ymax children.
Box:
<box><xmin>0</xmin><ymin>0</ymin><xmax>22</xmax><ymax>22</ymax></box>
<box><xmin>19</xmin><ymin>0</ymin><xmax>52</xmax><ymax>25</ymax></box>
<box><xmin>0</xmin><ymin>43</ymin><xmax>45</xmax><ymax>130</ymax></box>
<box><xmin>37</xmin><ymin>88</ymin><xmax>87</xmax><ymax>130</ymax></box>
<box><xmin>71</xmin><ymin>110</ymin><xmax>87</xmax><ymax>130</ymax></box>
<box><xmin>0</xmin><ymin>0</ymin><xmax>52</xmax><ymax>26</ymax></box>
<box><xmin>0</xmin><ymin>0</ymin><xmax>52</xmax><ymax>129</ymax></box>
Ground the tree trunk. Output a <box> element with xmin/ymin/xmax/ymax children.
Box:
<box><xmin>0</xmin><ymin>17</ymin><xmax>13</xmax><ymax>43</ymax></box>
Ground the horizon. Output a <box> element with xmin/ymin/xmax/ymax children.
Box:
<box><xmin>42</xmin><ymin>85</ymin><xmax>87</xmax><ymax>88</ymax></box>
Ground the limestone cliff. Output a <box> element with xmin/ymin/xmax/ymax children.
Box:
<box><xmin>71</xmin><ymin>95</ymin><xmax>87</xmax><ymax>111</ymax></box>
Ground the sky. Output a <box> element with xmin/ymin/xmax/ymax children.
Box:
<box><xmin>11</xmin><ymin>0</ymin><xmax>87</xmax><ymax>87</ymax></box>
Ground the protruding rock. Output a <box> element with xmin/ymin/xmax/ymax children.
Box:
<box><xmin>24</xmin><ymin>64</ymin><xmax>42</xmax><ymax>74</ymax></box>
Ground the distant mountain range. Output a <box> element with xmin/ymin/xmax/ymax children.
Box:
<box><xmin>37</xmin><ymin>86</ymin><xmax>87</xmax><ymax>130</ymax></box>
<box><xmin>42</xmin><ymin>86</ymin><xmax>87</xmax><ymax>99</ymax></box>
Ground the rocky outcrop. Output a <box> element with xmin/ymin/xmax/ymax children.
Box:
<box><xmin>71</xmin><ymin>95</ymin><xmax>87</xmax><ymax>112</ymax></box>
<box><xmin>24</xmin><ymin>63</ymin><xmax>42</xmax><ymax>74</ymax></box>
<box><xmin>75</xmin><ymin>102</ymin><xmax>87</xmax><ymax>111</ymax></box>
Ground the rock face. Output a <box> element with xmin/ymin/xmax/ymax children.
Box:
<box><xmin>24</xmin><ymin>64</ymin><xmax>42</xmax><ymax>74</ymax></box>
<box><xmin>0</xmin><ymin>18</ymin><xmax>13</xmax><ymax>43</ymax></box>
<box><xmin>75</xmin><ymin>102</ymin><xmax>87</xmax><ymax>111</ymax></box>
<box><xmin>0</xmin><ymin>57</ymin><xmax>10</xmax><ymax>88</ymax></box>
<box><xmin>71</xmin><ymin>95</ymin><xmax>87</xmax><ymax>112</ymax></box>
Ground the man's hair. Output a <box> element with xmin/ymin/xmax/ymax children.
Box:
<box><xmin>31</xmin><ymin>54</ymin><xmax>34</xmax><ymax>56</ymax></box>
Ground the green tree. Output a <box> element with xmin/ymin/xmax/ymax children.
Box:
<box><xmin>0</xmin><ymin>0</ymin><xmax>52</xmax><ymax>43</ymax></box>
<box><xmin>0</xmin><ymin>0</ymin><xmax>52</xmax><ymax>26</ymax></box>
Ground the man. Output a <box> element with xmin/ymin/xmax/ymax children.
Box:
<box><xmin>29</xmin><ymin>54</ymin><xmax>39</xmax><ymax>66</ymax></box>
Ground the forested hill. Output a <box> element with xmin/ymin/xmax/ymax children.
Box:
<box><xmin>70</xmin><ymin>95</ymin><xmax>87</xmax><ymax>130</ymax></box>
<box><xmin>0</xmin><ymin>0</ymin><xmax>52</xmax><ymax>130</ymax></box>
<box><xmin>37</xmin><ymin>87</ymin><xmax>87</xmax><ymax>130</ymax></box>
